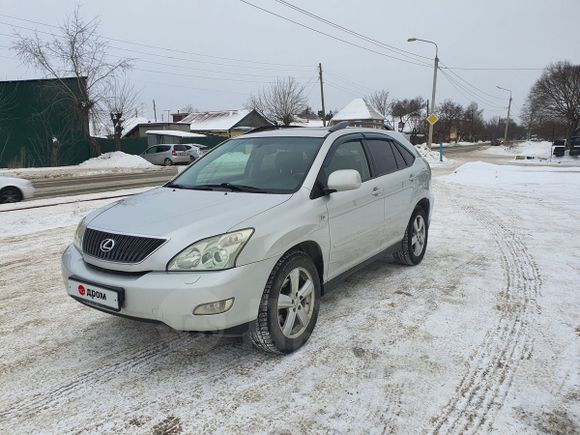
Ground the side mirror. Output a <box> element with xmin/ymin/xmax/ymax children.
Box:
<box><xmin>326</xmin><ymin>169</ymin><xmax>362</xmax><ymax>194</ymax></box>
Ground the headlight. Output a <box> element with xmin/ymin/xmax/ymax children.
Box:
<box><xmin>73</xmin><ymin>217</ymin><xmax>87</xmax><ymax>251</ymax></box>
<box><xmin>167</xmin><ymin>229</ymin><xmax>254</xmax><ymax>272</ymax></box>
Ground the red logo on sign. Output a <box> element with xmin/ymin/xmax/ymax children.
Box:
<box><xmin>78</xmin><ymin>284</ymin><xmax>86</xmax><ymax>296</ymax></box>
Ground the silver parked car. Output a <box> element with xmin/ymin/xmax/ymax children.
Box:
<box><xmin>140</xmin><ymin>144</ymin><xmax>192</xmax><ymax>166</ymax></box>
<box><xmin>63</xmin><ymin>125</ymin><xmax>433</xmax><ymax>353</ymax></box>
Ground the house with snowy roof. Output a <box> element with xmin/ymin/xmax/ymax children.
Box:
<box><xmin>179</xmin><ymin>109</ymin><xmax>273</xmax><ymax>138</ymax></box>
<box><xmin>330</xmin><ymin>98</ymin><xmax>385</xmax><ymax>129</ymax></box>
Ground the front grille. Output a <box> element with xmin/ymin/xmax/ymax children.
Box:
<box><xmin>82</xmin><ymin>228</ymin><xmax>166</xmax><ymax>263</ymax></box>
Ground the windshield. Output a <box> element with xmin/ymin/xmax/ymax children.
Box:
<box><xmin>167</xmin><ymin>136</ymin><xmax>324</xmax><ymax>193</ymax></box>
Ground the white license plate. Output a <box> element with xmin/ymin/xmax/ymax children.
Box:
<box><xmin>68</xmin><ymin>278</ymin><xmax>122</xmax><ymax>311</ymax></box>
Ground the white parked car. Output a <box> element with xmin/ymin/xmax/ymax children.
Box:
<box><xmin>0</xmin><ymin>176</ymin><xmax>35</xmax><ymax>203</ymax></box>
<box><xmin>62</xmin><ymin>125</ymin><xmax>433</xmax><ymax>353</ymax></box>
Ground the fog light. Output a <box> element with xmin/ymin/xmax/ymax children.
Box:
<box><xmin>193</xmin><ymin>298</ymin><xmax>234</xmax><ymax>315</ymax></box>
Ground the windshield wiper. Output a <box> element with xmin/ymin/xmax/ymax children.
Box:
<box><xmin>165</xmin><ymin>182</ymin><xmax>188</xmax><ymax>189</ymax></box>
<box><xmin>192</xmin><ymin>183</ymin><xmax>269</xmax><ymax>193</ymax></box>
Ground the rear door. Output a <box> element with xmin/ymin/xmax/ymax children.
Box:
<box><xmin>321</xmin><ymin>134</ymin><xmax>387</xmax><ymax>278</ymax></box>
<box><xmin>363</xmin><ymin>134</ymin><xmax>415</xmax><ymax>246</ymax></box>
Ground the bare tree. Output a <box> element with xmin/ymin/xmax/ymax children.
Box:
<box><xmin>12</xmin><ymin>5</ymin><xmax>132</xmax><ymax>154</ymax></box>
<box><xmin>391</xmin><ymin>97</ymin><xmax>425</xmax><ymax>132</ymax></box>
<box><xmin>102</xmin><ymin>77</ymin><xmax>140</xmax><ymax>151</ymax></box>
<box><xmin>364</xmin><ymin>90</ymin><xmax>390</xmax><ymax>117</ymax></box>
<box><xmin>248</xmin><ymin>77</ymin><xmax>307</xmax><ymax>125</ymax></box>
<box><xmin>526</xmin><ymin>61</ymin><xmax>580</xmax><ymax>142</ymax></box>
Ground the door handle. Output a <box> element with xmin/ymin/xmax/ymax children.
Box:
<box><xmin>371</xmin><ymin>186</ymin><xmax>383</xmax><ymax>196</ymax></box>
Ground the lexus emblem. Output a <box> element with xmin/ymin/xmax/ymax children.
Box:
<box><xmin>100</xmin><ymin>238</ymin><xmax>116</xmax><ymax>253</ymax></box>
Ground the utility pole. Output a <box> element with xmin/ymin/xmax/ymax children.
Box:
<box><xmin>408</xmin><ymin>38</ymin><xmax>439</xmax><ymax>148</ymax></box>
<box><xmin>152</xmin><ymin>99</ymin><xmax>157</xmax><ymax>122</ymax></box>
<box><xmin>318</xmin><ymin>63</ymin><xmax>327</xmax><ymax>127</ymax></box>
<box><xmin>496</xmin><ymin>86</ymin><xmax>512</xmax><ymax>145</ymax></box>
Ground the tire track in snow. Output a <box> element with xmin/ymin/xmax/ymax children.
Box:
<box><xmin>429</xmin><ymin>195</ymin><xmax>541</xmax><ymax>434</ymax></box>
<box><xmin>0</xmin><ymin>333</ymin><xmax>239</xmax><ymax>422</ymax></box>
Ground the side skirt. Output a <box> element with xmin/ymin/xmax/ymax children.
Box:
<box><xmin>322</xmin><ymin>240</ymin><xmax>402</xmax><ymax>295</ymax></box>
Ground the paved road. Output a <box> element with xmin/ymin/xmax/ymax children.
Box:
<box><xmin>31</xmin><ymin>168</ymin><xmax>178</xmax><ymax>199</ymax></box>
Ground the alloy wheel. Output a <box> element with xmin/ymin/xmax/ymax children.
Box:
<box><xmin>411</xmin><ymin>215</ymin><xmax>426</xmax><ymax>256</ymax></box>
<box><xmin>277</xmin><ymin>267</ymin><xmax>315</xmax><ymax>339</ymax></box>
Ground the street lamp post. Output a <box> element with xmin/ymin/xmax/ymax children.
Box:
<box><xmin>496</xmin><ymin>86</ymin><xmax>512</xmax><ymax>145</ymax></box>
<box><xmin>408</xmin><ymin>37</ymin><xmax>439</xmax><ymax>148</ymax></box>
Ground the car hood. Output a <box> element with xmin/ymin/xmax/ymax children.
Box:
<box><xmin>87</xmin><ymin>187</ymin><xmax>292</xmax><ymax>239</ymax></box>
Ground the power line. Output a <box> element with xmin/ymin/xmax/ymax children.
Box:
<box><xmin>439</xmin><ymin>61</ymin><xmax>505</xmax><ymax>101</ymax></box>
<box><xmin>0</xmin><ymin>12</ymin><xmax>313</xmax><ymax>69</ymax></box>
<box><xmin>238</xmin><ymin>0</ymin><xmax>432</xmax><ymax>69</ymax></box>
<box><xmin>443</xmin><ymin>66</ymin><xmax>544</xmax><ymax>71</ymax></box>
<box><xmin>271</xmin><ymin>0</ymin><xmax>431</xmax><ymax>62</ymax></box>
<box><xmin>439</xmin><ymin>68</ymin><xmax>505</xmax><ymax>110</ymax></box>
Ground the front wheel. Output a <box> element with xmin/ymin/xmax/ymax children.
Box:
<box><xmin>0</xmin><ymin>187</ymin><xmax>23</xmax><ymax>203</ymax></box>
<box><xmin>394</xmin><ymin>207</ymin><xmax>428</xmax><ymax>266</ymax></box>
<box><xmin>250</xmin><ymin>251</ymin><xmax>321</xmax><ymax>354</ymax></box>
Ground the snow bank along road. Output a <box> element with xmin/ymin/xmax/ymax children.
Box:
<box><xmin>0</xmin><ymin>163</ymin><xmax>578</xmax><ymax>434</ymax></box>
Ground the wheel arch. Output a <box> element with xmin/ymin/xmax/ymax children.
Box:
<box><xmin>286</xmin><ymin>240</ymin><xmax>324</xmax><ymax>293</ymax></box>
<box><xmin>416</xmin><ymin>197</ymin><xmax>430</xmax><ymax>224</ymax></box>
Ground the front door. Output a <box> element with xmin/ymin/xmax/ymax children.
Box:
<box><xmin>323</xmin><ymin>136</ymin><xmax>386</xmax><ymax>279</ymax></box>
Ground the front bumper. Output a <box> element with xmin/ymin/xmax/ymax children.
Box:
<box><xmin>61</xmin><ymin>245</ymin><xmax>277</xmax><ymax>331</ymax></box>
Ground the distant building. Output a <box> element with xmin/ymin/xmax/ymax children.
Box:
<box><xmin>122</xmin><ymin>118</ymin><xmax>190</xmax><ymax>139</ymax></box>
<box><xmin>330</xmin><ymin>98</ymin><xmax>385</xmax><ymax>129</ymax></box>
<box><xmin>179</xmin><ymin>109</ymin><xmax>273</xmax><ymax>137</ymax></box>
<box><xmin>145</xmin><ymin>129</ymin><xmax>206</xmax><ymax>146</ymax></box>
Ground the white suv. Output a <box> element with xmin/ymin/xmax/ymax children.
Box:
<box><xmin>62</xmin><ymin>125</ymin><xmax>433</xmax><ymax>353</ymax></box>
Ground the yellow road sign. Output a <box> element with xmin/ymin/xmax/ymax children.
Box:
<box><xmin>427</xmin><ymin>113</ymin><xmax>439</xmax><ymax>125</ymax></box>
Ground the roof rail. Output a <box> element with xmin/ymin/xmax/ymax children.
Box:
<box><xmin>246</xmin><ymin>125</ymin><xmax>301</xmax><ymax>134</ymax></box>
<box><xmin>327</xmin><ymin>121</ymin><xmax>349</xmax><ymax>133</ymax></box>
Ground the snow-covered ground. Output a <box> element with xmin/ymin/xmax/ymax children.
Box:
<box><xmin>415</xmin><ymin>144</ymin><xmax>452</xmax><ymax>165</ymax></box>
<box><xmin>0</xmin><ymin>152</ymin><xmax>161</xmax><ymax>180</ymax></box>
<box><xmin>427</xmin><ymin>141</ymin><xmax>484</xmax><ymax>148</ymax></box>
<box><xmin>481</xmin><ymin>140</ymin><xmax>580</xmax><ymax>166</ymax></box>
<box><xmin>0</xmin><ymin>162</ymin><xmax>578</xmax><ymax>434</ymax></box>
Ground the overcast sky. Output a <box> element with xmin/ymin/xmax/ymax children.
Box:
<box><xmin>1</xmin><ymin>0</ymin><xmax>579</xmax><ymax>122</ymax></box>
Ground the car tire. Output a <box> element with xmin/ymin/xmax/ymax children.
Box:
<box><xmin>0</xmin><ymin>186</ymin><xmax>23</xmax><ymax>204</ymax></box>
<box><xmin>250</xmin><ymin>251</ymin><xmax>321</xmax><ymax>354</ymax></box>
<box><xmin>394</xmin><ymin>206</ymin><xmax>428</xmax><ymax>266</ymax></box>
<box><xmin>164</xmin><ymin>158</ymin><xmax>173</xmax><ymax>166</ymax></box>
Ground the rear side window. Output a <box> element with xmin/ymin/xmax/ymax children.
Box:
<box><xmin>391</xmin><ymin>141</ymin><xmax>416</xmax><ymax>167</ymax></box>
<box><xmin>158</xmin><ymin>145</ymin><xmax>171</xmax><ymax>152</ymax></box>
<box><xmin>366</xmin><ymin>139</ymin><xmax>398</xmax><ymax>176</ymax></box>
<box><xmin>390</xmin><ymin>143</ymin><xmax>407</xmax><ymax>169</ymax></box>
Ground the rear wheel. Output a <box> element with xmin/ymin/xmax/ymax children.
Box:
<box><xmin>0</xmin><ymin>186</ymin><xmax>23</xmax><ymax>203</ymax></box>
<box><xmin>394</xmin><ymin>207</ymin><xmax>428</xmax><ymax>266</ymax></box>
<box><xmin>250</xmin><ymin>251</ymin><xmax>320</xmax><ymax>354</ymax></box>
<box><xmin>164</xmin><ymin>158</ymin><xmax>173</xmax><ymax>166</ymax></box>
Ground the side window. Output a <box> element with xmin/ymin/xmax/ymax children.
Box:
<box><xmin>158</xmin><ymin>145</ymin><xmax>171</xmax><ymax>153</ymax></box>
<box><xmin>389</xmin><ymin>142</ymin><xmax>407</xmax><ymax>169</ymax></box>
<box><xmin>366</xmin><ymin>139</ymin><xmax>398</xmax><ymax>176</ymax></box>
<box><xmin>325</xmin><ymin>139</ymin><xmax>371</xmax><ymax>182</ymax></box>
<box><xmin>146</xmin><ymin>146</ymin><xmax>157</xmax><ymax>154</ymax></box>
<box><xmin>391</xmin><ymin>141</ymin><xmax>416</xmax><ymax>167</ymax></box>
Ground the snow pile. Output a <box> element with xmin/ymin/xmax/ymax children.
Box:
<box><xmin>79</xmin><ymin>151</ymin><xmax>153</xmax><ymax>169</ymax></box>
<box><xmin>481</xmin><ymin>141</ymin><xmax>552</xmax><ymax>158</ymax></box>
<box><xmin>441</xmin><ymin>161</ymin><xmax>580</xmax><ymax>190</ymax></box>
<box><xmin>415</xmin><ymin>144</ymin><xmax>451</xmax><ymax>165</ymax></box>
<box><xmin>481</xmin><ymin>141</ymin><xmax>580</xmax><ymax>166</ymax></box>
